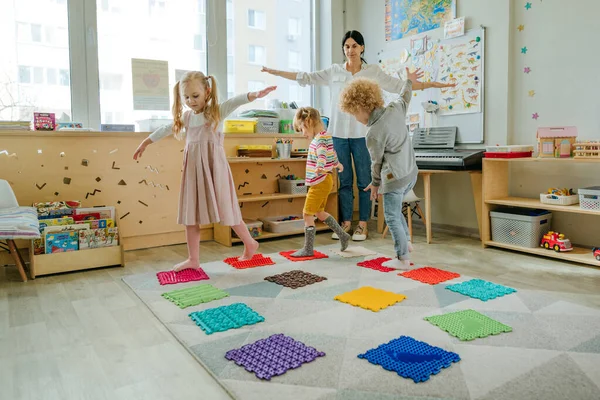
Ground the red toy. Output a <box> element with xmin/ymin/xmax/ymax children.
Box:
<box><xmin>540</xmin><ymin>231</ymin><xmax>573</xmax><ymax>252</ymax></box>
<box><xmin>593</xmin><ymin>247</ymin><xmax>600</xmax><ymax>261</ymax></box>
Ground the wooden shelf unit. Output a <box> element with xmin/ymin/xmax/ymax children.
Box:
<box><xmin>215</xmin><ymin>134</ymin><xmax>338</xmax><ymax>246</ymax></box>
<box><xmin>482</xmin><ymin>157</ymin><xmax>600</xmax><ymax>267</ymax></box>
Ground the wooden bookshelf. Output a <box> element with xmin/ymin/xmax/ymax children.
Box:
<box><xmin>482</xmin><ymin>158</ymin><xmax>600</xmax><ymax>267</ymax></box>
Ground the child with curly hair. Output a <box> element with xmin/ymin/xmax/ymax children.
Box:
<box><xmin>338</xmin><ymin>68</ymin><xmax>421</xmax><ymax>269</ymax></box>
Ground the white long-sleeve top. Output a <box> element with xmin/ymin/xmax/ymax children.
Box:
<box><xmin>148</xmin><ymin>93</ymin><xmax>250</xmax><ymax>142</ymax></box>
<box><xmin>296</xmin><ymin>63</ymin><xmax>407</xmax><ymax>139</ymax></box>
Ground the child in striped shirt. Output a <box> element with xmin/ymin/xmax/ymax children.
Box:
<box><xmin>290</xmin><ymin>107</ymin><xmax>350</xmax><ymax>257</ymax></box>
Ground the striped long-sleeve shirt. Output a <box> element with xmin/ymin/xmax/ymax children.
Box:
<box><xmin>305</xmin><ymin>132</ymin><xmax>339</xmax><ymax>186</ymax></box>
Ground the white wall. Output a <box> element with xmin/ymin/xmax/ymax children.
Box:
<box><xmin>510</xmin><ymin>0</ymin><xmax>600</xmax><ymax>143</ymax></box>
<box><xmin>508</xmin><ymin>0</ymin><xmax>600</xmax><ymax>247</ymax></box>
<box><xmin>344</xmin><ymin>0</ymin><xmax>600</xmax><ymax>245</ymax></box>
<box><xmin>346</xmin><ymin>0</ymin><xmax>511</xmax><ymax>232</ymax></box>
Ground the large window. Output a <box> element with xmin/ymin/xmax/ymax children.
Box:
<box><xmin>1</xmin><ymin>0</ymin><xmax>314</xmax><ymax>128</ymax></box>
<box><xmin>96</xmin><ymin>0</ymin><xmax>207</xmax><ymax>126</ymax></box>
<box><xmin>0</xmin><ymin>1</ymin><xmax>72</xmax><ymax>121</ymax></box>
<box><xmin>227</xmin><ymin>0</ymin><xmax>313</xmax><ymax>111</ymax></box>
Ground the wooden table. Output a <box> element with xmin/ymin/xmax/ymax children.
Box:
<box><xmin>377</xmin><ymin>169</ymin><xmax>483</xmax><ymax>244</ymax></box>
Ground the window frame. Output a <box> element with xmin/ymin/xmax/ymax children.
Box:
<box><xmin>4</xmin><ymin>0</ymin><xmax>317</xmax><ymax>129</ymax></box>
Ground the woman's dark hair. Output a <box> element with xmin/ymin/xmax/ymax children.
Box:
<box><xmin>342</xmin><ymin>30</ymin><xmax>367</xmax><ymax>64</ymax></box>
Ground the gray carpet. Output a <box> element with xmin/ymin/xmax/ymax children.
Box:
<box><xmin>122</xmin><ymin>244</ymin><xmax>600</xmax><ymax>400</ymax></box>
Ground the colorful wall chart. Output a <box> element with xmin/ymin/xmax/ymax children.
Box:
<box><xmin>437</xmin><ymin>37</ymin><xmax>482</xmax><ymax>115</ymax></box>
<box><xmin>385</xmin><ymin>0</ymin><xmax>456</xmax><ymax>41</ymax></box>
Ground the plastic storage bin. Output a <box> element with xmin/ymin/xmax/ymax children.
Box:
<box><xmin>490</xmin><ymin>208</ymin><xmax>552</xmax><ymax>248</ymax></box>
<box><xmin>579</xmin><ymin>186</ymin><xmax>600</xmax><ymax>211</ymax></box>
<box><xmin>256</xmin><ymin>118</ymin><xmax>280</xmax><ymax>133</ymax></box>
<box><xmin>232</xmin><ymin>219</ymin><xmax>263</xmax><ymax>238</ymax></box>
<box><xmin>259</xmin><ymin>215</ymin><xmax>304</xmax><ymax>233</ymax></box>
<box><xmin>224</xmin><ymin>119</ymin><xmax>257</xmax><ymax>133</ymax></box>
<box><xmin>280</xmin><ymin>120</ymin><xmax>294</xmax><ymax>133</ymax></box>
<box><xmin>278</xmin><ymin>179</ymin><xmax>307</xmax><ymax>194</ymax></box>
<box><xmin>539</xmin><ymin>193</ymin><xmax>579</xmax><ymax>206</ymax></box>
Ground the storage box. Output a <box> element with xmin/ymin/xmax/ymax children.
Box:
<box><xmin>256</xmin><ymin>117</ymin><xmax>280</xmax><ymax>133</ymax></box>
<box><xmin>259</xmin><ymin>215</ymin><xmax>304</xmax><ymax>233</ymax></box>
<box><xmin>485</xmin><ymin>151</ymin><xmax>532</xmax><ymax>158</ymax></box>
<box><xmin>224</xmin><ymin>119</ymin><xmax>257</xmax><ymax>133</ymax></box>
<box><xmin>490</xmin><ymin>208</ymin><xmax>552</xmax><ymax>248</ymax></box>
<box><xmin>485</xmin><ymin>145</ymin><xmax>534</xmax><ymax>153</ymax></box>
<box><xmin>579</xmin><ymin>186</ymin><xmax>600</xmax><ymax>211</ymax></box>
<box><xmin>539</xmin><ymin>193</ymin><xmax>579</xmax><ymax>206</ymax></box>
<box><xmin>280</xmin><ymin>120</ymin><xmax>294</xmax><ymax>133</ymax></box>
<box><xmin>233</xmin><ymin>219</ymin><xmax>263</xmax><ymax>238</ymax></box>
<box><xmin>278</xmin><ymin>179</ymin><xmax>307</xmax><ymax>194</ymax></box>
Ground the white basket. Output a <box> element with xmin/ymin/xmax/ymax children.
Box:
<box><xmin>278</xmin><ymin>179</ymin><xmax>307</xmax><ymax>194</ymax></box>
<box><xmin>256</xmin><ymin>118</ymin><xmax>280</xmax><ymax>133</ymax></box>
<box><xmin>490</xmin><ymin>208</ymin><xmax>552</xmax><ymax>248</ymax></box>
<box><xmin>539</xmin><ymin>193</ymin><xmax>579</xmax><ymax>206</ymax></box>
<box><xmin>579</xmin><ymin>186</ymin><xmax>600</xmax><ymax>211</ymax></box>
<box><xmin>259</xmin><ymin>215</ymin><xmax>305</xmax><ymax>233</ymax></box>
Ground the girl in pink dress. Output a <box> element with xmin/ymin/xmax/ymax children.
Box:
<box><xmin>133</xmin><ymin>71</ymin><xmax>276</xmax><ymax>271</ymax></box>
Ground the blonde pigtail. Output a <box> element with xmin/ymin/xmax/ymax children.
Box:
<box><xmin>204</xmin><ymin>75</ymin><xmax>221</xmax><ymax>129</ymax></box>
<box><xmin>172</xmin><ymin>82</ymin><xmax>184</xmax><ymax>140</ymax></box>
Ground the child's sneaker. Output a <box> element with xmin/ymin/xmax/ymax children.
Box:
<box><xmin>331</xmin><ymin>223</ymin><xmax>351</xmax><ymax>240</ymax></box>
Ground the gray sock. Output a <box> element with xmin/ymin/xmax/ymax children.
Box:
<box><xmin>291</xmin><ymin>226</ymin><xmax>316</xmax><ymax>257</ymax></box>
<box><xmin>324</xmin><ymin>216</ymin><xmax>350</xmax><ymax>252</ymax></box>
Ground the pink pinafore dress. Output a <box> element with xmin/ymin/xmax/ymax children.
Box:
<box><xmin>177</xmin><ymin>111</ymin><xmax>242</xmax><ymax>226</ymax></box>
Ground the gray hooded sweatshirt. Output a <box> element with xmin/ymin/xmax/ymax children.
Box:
<box><xmin>365</xmin><ymin>79</ymin><xmax>418</xmax><ymax>194</ymax></box>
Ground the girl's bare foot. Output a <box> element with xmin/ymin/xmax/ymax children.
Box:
<box><xmin>172</xmin><ymin>258</ymin><xmax>200</xmax><ymax>272</ymax></box>
<box><xmin>239</xmin><ymin>239</ymin><xmax>259</xmax><ymax>261</ymax></box>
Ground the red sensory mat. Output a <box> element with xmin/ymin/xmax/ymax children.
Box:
<box><xmin>356</xmin><ymin>257</ymin><xmax>396</xmax><ymax>272</ymax></box>
<box><xmin>223</xmin><ymin>253</ymin><xmax>275</xmax><ymax>269</ymax></box>
<box><xmin>156</xmin><ymin>268</ymin><xmax>210</xmax><ymax>285</ymax></box>
<box><xmin>399</xmin><ymin>267</ymin><xmax>460</xmax><ymax>285</ymax></box>
<box><xmin>279</xmin><ymin>250</ymin><xmax>329</xmax><ymax>262</ymax></box>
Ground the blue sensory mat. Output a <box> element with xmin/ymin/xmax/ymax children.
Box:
<box><xmin>357</xmin><ymin>335</ymin><xmax>460</xmax><ymax>383</ymax></box>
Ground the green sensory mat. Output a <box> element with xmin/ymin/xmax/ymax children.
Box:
<box><xmin>162</xmin><ymin>283</ymin><xmax>229</xmax><ymax>309</ymax></box>
<box><xmin>424</xmin><ymin>309</ymin><xmax>513</xmax><ymax>341</ymax></box>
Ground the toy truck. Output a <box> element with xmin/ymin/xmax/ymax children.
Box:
<box><xmin>594</xmin><ymin>247</ymin><xmax>600</xmax><ymax>261</ymax></box>
<box><xmin>540</xmin><ymin>231</ymin><xmax>573</xmax><ymax>252</ymax></box>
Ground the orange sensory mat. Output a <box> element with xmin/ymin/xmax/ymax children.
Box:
<box><xmin>280</xmin><ymin>250</ymin><xmax>329</xmax><ymax>262</ymax></box>
<box><xmin>399</xmin><ymin>267</ymin><xmax>460</xmax><ymax>285</ymax></box>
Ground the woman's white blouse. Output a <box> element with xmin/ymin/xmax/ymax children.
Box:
<box><xmin>296</xmin><ymin>63</ymin><xmax>406</xmax><ymax>139</ymax></box>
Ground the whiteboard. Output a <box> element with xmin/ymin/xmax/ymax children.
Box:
<box><xmin>377</xmin><ymin>26</ymin><xmax>485</xmax><ymax>144</ymax></box>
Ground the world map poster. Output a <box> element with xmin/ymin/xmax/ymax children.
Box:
<box><xmin>385</xmin><ymin>0</ymin><xmax>456</xmax><ymax>41</ymax></box>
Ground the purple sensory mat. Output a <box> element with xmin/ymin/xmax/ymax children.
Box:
<box><xmin>224</xmin><ymin>333</ymin><xmax>325</xmax><ymax>380</ymax></box>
